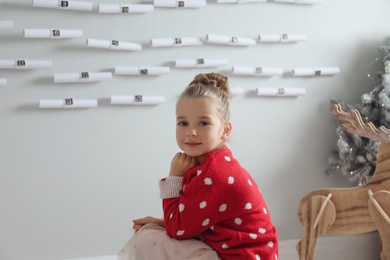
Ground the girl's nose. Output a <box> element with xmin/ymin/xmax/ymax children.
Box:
<box><xmin>187</xmin><ymin>128</ymin><xmax>197</xmax><ymax>136</ymax></box>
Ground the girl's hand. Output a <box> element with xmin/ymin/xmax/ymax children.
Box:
<box><xmin>169</xmin><ymin>152</ymin><xmax>197</xmax><ymax>177</ymax></box>
<box><xmin>132</xmin><ymin>216</ymin><xmax>164</xmax><ymax>233</ymax></box>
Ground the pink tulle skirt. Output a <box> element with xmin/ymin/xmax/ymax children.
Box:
<box><xmin>117</xmin><ymin>223</ymin><xmax>220</xmax><ymax>260</ymax></box>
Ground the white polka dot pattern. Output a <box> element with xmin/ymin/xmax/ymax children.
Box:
<box><xmin>219</xmin><ymin>204</ymin><xmax>227</xmax><ymax>212</ymax></box>
<box><xmin>227</xmin><ymin>176</ymin><xmax>234</xmax><ymax>184</ymax></box>
<box><xmin>197</xmin><ymin>170</ymin><xmax>202</xmax><ymax>176</ymax></box>
<box><xmin>222</xmin><ymin>244</ymin><xmax>229</xmax><ymax>249</ymax></box>
<box><xmin>204</xmin><ymin>177</ymin><xmax>212</xmax><ymax>185</ymax></box>
<box><xmin>224</xmin><ymin>156</ymin><xmax>231</xmax><ymax>161</ymax></box>
<box><xmin>245</xmin><ymin>202</ymin><xmax>252</xmax><ymax>210</ymax></box>
<box><xmin>177</xmin><ymin>230</ymin><xmax>184</xmax><ymax>236</ymax></box>
<box><xmin>234</xmin><ymin>218</ymin><xmax>242</xmax><ymax>225</ymax></box>
<box><xmin>259</xmin><ymin>228</ymin><xmax>266</xmax><ymax>234</ymax></box>
<box><xmin>267</xmin><ymin>241</ymin><xmax>274</xmax><ymax>248</ymax></box>
<box><xmin>256</xmin><ymin>255</ymin><xmax>261</xmax><ymax>260</ymax></box>
<box><xmin>179</xmin><ymin>203</ymin><xmax>185</xmax><ymax>212</ymax></box>
<box><xmin>202</xmin><ymin>218</ymin><xmax>210</xmax><ymax>226</ymax></box>
<box><xmin>249</xmin><ymin>233</ymin><xmax>257</xmax><ymax>239</ymax></box>
<box><xmin>199</xmin><ymin>201</ymin><xmax>207</xmax><ymax>209</ymax></box>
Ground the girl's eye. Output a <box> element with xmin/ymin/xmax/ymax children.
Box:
<box><xmin>178</xmin><ymin>121</ymin><xmax>188</xmax><ymax>126</ymax></box>
<box><xmin>199</xmin><ymin>121</ymin><xmax>209</xmax><ymax>126</ymax></box>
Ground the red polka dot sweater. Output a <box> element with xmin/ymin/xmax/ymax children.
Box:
<box><xmin>159</xmin><ymin>146</ymin><xmax>279</xmax><ymax>260</ymax></box>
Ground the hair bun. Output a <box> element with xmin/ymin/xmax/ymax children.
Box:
<box><xmin>180</xmin><ymin>72</ymin><xmax>231</xmax><ymax>122</ymax></box>
<box><xmin>190</xmin><ymin>72</ymin><xmax>229</xmax><ymax>92</ymax></box>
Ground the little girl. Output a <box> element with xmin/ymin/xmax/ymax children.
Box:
<box><xmin>118</xmin><ymin>73</ymin><xmax>278</xmax><ymax>260</ymax></box>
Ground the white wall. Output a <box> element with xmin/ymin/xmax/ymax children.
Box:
<box><xmin>0</xmin><ymin>0</ymin><xmax>389</xmax><ymax>259</ymax></box>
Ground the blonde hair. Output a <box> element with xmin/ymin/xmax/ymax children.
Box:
<box><xmin>178</xmin><ymin>73</ymin><xmax>231</xmax><ymax>122</ymax></box>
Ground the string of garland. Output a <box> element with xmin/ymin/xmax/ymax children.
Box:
<box><xmin>326</xmin><ymin>43</ymin><xmax>390</xmax><ymax>186</ymax></box>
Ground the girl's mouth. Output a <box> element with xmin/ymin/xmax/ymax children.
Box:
<box><xmin>185</xmin><ymin>142</ymin><xmax>201</xmax><ymax>147</ymax></box>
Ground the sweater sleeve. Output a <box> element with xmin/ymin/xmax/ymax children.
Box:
<box><xmin>159</xmin><ymin>176</ymin><xmax>183</xmax><ymax>199</ymax></box>
<box><xmin>162</xmin><ymin>169</ymin><xmax>219</xmax><ymax>240</ymax></box>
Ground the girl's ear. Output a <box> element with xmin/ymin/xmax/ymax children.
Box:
<box><xmin>222</xmin><ymin>121</ymin><xmax>232</xmax><ymax>140</ymax></box>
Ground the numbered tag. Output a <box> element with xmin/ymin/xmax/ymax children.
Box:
<box><xmin>80</xmin><ymin>72</ymin><xmax>90</xmax><ymax>82</ymax></box>
<box><xmin>16</xmin><ymin>60</ymin><xmax>26</xmax><ymax>69</ymax></box>
<box><xmin>60</xmin><ymin>1</ymin><xmax>69</xmax><ymax>7</ymax></box>
<box><xmin>135</xmin><ymin>95</ymin><xmax>143</xmax><ymax>102</ymax></box>
<box><xmin>277</xmin><ymin>88</ymin><xmax>285</xmax><ymax>95</ymax></box>
<box><xmin>64</xmin><ymin>98</ymin><xmax>74</xmax><ymax>108</ymax></box>
<box><xmin>51</xmin><ymin>29</ymin><xmax>61</xmax><ymax>37</ymax></box>
<box><xmin>197</xmin><ymin>58</ymin><xmax>205</xmax><ymax>65</ymax></box>
<box><xmin>174</xmin><ymin>38</ymin><xmax>182</xmax><ymax>45</ymax></box>
<box><xmin>281</xmin><ymin>34</ymin><xmax>288</xmax><ymax>41</ymax></box>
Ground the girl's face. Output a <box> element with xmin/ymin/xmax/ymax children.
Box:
<box><xmin>176</xmin><ymin>98</ymin><xmax>231</xmax><ymax>164</ymax></box>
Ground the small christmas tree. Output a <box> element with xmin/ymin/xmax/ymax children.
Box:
<box><xmin>326</xmin><ymin>43</ymin><xmax>390</xmax><ymax>185</ymax></box>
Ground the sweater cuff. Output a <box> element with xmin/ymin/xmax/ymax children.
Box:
<box><xmin>159</xmin><ymin>176</ymin><xmax>183</xmax><ymax>199</ymax></box>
